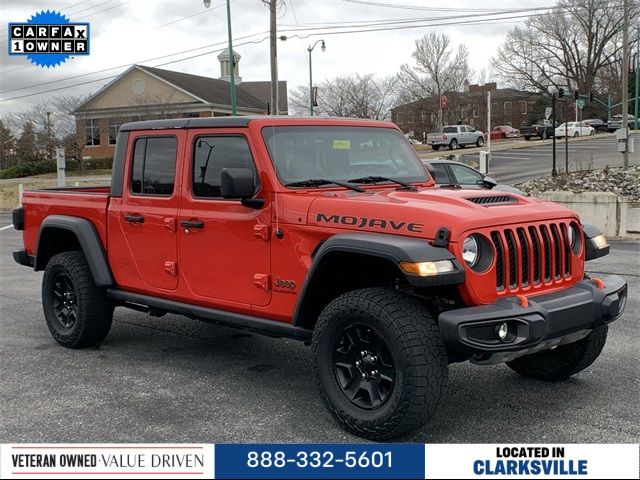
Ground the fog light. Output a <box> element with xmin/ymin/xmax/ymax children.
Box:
<box><xmin>497</xmin><ymin>323</ymin><xmax>509</xmax><ymax>341</ymax></box>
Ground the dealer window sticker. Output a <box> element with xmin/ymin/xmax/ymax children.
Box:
<box><xmin>332</xmin><ymin>140</ymin><xmax>351</xmax><ymax>150</ymax></box>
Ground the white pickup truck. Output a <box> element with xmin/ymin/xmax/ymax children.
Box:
<box><xmin>427</xmin><ymin>125</ymin><xmax>485</xmax><ymax>150</ymax></box>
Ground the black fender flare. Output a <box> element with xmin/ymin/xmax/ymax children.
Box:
<box><xmin>35</xmin><ymin>215</ymin><xmax>115</xmax><ymax>287</ymax></box>
<box><xmin>292</xmin><ymin>232</ymin><xmax>464</xmax><ymax>326</ymax></box>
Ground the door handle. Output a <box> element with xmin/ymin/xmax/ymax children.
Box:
<box><xmin>124</xmin><ymin>214</ymin><xmax>145</xmax><ymax>224</ymax></box>
<box><xmin>180</xmin><ymin>219</ymin><xmax>204</xmax><ymax>229</ymax></box>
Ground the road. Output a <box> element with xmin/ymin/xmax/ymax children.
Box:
<box><xmin>489</xmin><ymin>134</ymin><xmax>640</xmax><ymax>185</ymax></box>
<box><xmin>0</xmin><ymin>214</ymin><xmax>638</xmax><ymax>444</ymax></box>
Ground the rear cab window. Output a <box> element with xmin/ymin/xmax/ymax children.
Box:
<box><xmin>130</xmin><ymin>136</ymin><xmax>177</xmax><ymax>196</ymax></box>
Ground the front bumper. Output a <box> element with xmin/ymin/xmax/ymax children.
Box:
<box><xmin>439</xmin><ymin>275</ymin><xmax>627</xmax><ymax>364</ymax></box>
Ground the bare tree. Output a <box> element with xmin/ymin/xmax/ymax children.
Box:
<box><xmin>289</xmin><ymin>74</ymin><xmax>398</xmax><ymax>120</ymax></box>
<box><xmin>397</xmin><ymin>32</ymin><xmax>472</xmax><ymax>129</ymax></box>
<box><xmin>491</xmin><ymin>0</ymin><xmax>637</xmax><ymax>98</ymax></box>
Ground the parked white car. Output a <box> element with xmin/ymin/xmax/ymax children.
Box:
<box><xmin>555</xmin><ymin>122</ymin><xmax>595</xmax><ymax>138</ymax></box>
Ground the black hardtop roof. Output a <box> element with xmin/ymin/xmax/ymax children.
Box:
<box><xmin>119</xmin><ymin>117</ymin><xmax>252</xmax><ymax>132</ymax></box>
<box><xmin>119</xmin><ymin>116</ymin><xmax>394</xmax><ymax>132</ymax></box>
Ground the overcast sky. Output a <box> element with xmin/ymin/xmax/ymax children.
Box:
<box><xmin>0</xmin><ymin>0</ymin><xmax>558</xmax><ymax>115</ymax></box>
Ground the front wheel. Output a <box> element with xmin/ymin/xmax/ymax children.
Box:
<box><xmin>42</xmin><ymin>251</ymin><xmax>114</xmax><ymax>348</ymax></box>
<box><xmin>506</xmin><ymin>326</ymin><xmax>608</xmax><ymax>381</ymax></box>
<box><xmin>476</xmin><ymin>136</ymin><xmax>485</xmax><ymax>147</ymax></box>
<box><xmin>573</xmin><ymin>131</ymin><xmax>579</xmax><ymax>137</ymax></box>
<box><xmin>312</xmin><ymin>288</ymin><xmax>448</xmax><ymax>440</ymax></box>
<box><xmin>589</xmin><ymin>130</ymin><xmax>595</xmax><ymax>136</ymax></box>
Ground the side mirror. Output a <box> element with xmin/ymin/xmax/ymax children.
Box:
<box><xmin>221</xmin><ymin>168</ymin><xmax>263</xmax><ymax>208</ymax></box>
<box><xmin>481</xmin><ymin>176</ymin><xmax>498</xmax><ymax>189</ymax></box>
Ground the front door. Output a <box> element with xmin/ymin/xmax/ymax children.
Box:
<box><xmin>119</xmin><ymin>131</ymin><xmax>184</xmax><ymax>290</ymax></box>
<box><xmin>178</xmin><ymin>129</ymin><xmax>271</xmax><ymax>307</ymax></box>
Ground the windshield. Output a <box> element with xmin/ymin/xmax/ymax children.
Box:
<box><xmin>261</xmin><ymin>126</ymin><xmax>429</xmax><ymax>186</ymax></box>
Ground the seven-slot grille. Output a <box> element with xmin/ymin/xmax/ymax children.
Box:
<box><xmin>490</xmin><ymin>223</ymin><xmax>573</xmax><ymax>293</ymax></box>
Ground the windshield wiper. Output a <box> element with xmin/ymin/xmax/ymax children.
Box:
<box><xmin>285</xmin><ymin>179</ymin><xmax>366</xmax><ymax>193</ymax></box>
<box><xmin>347</xmin><ymin>175</ymin><xmax>418</xmax><ymax>191</ymax></box>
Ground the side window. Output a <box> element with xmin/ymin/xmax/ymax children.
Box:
<box><xmin>192</xmin><ymin>136</ymin><xmax>258</xmax><ymax>198</ymax></box>
<box><xmin>429</xmin><ymin>163</ymin><xmax>451</xmax><ymax>184</ymax></box>
<box><xmin>130</xmin><ymin>136</ymin><xmax>177</xmax><ymax>196</ymax></box>
<box><xmin>449</xmin><ymin>164</ymin><xmax>483</xmax><ymax>185</ymax></box>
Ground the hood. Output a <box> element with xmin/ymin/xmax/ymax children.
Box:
<box><xmin>306</xmin><ymin>188</ymin><xmax>578</xmax><ymax>242</ymax></box>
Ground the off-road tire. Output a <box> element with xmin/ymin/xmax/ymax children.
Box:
<box><xmin>476</xmin><ymin>136</ymin><xmax>485</xmax><ymax>147</ymax></box>
<box><xmin>312</xmin><ymin>287</ymin><xmax>448</xmax><ymax>440</ymax></box>
<box><xmin>506</xmin><ymin>326</ymin><xmax>608</xmax><ymax>381</ymax></box>
<box><xmin>449</xmin><ymin>138</ymin><xmax>458</xmax><ymax>150</ymax></box>
<box><xmin>42</xmin><ymin>251</ymin><xmax>114</xmax><ymax>348</ymax></box>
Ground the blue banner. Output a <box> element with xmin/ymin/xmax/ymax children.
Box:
<box><xmin>214</xmin><ymin>443</ymin><xmax>425</xmax><ymax>479</ymax></box>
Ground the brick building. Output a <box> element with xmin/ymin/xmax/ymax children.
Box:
<box><xmin>391</xmin><ymin>83</ymin><xmax>545</xmax><ymax>140</ymax></box>
<box><xmin>74</xmin><ymin>50</ymin><xmax>288</xmax><ymax>159</ymax></box>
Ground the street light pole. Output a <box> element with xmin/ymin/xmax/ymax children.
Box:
<box><xmin>204</xmin><ymin>0</ymin><xmax>236</xmax><ymax>115</ymax></box>
<box><xmin>307</xmin><ymin>39</ymin><xmax>325</xmax><ymax>116</ymax></box>
<box><xmin>226</xmin><ymin>0</ymin><xmax>237</xmax><ymax>115</ymax></box>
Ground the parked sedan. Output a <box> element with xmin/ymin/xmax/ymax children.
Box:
<box><xmin>423</xmin><ymin>159</ymin><xmax>524</xmax><ymax>195</ymax></box>
<box><xmin>492</xmin><ymin>125</ymin><xmax>520</xmax><ymax>138</ymax></box>
<box><xmin>554</xmin><ymin>122</ymin><xmax>595</xmax><ymax>138</ymax></box>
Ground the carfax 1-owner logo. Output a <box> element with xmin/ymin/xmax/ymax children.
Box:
<box><xmin>8</xmin><ymin>10</ymin><xmax>89</xmax><ymax>67</ymax></box>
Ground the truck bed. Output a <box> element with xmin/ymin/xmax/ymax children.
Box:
<box><xmin>21</xmin><ymin>186</ymin><xmax>111</xmax><ymax>257</ymax></box>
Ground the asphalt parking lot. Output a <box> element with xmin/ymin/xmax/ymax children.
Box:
<box><xmin>0</xmin><ymin>213</ymin><xmax>638</xmax><ymax>444</ymax></box>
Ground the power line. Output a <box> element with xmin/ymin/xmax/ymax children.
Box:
<box><xmin>0</xmin><ymin>34</ymin><xmax>274</xmax><ymax>104</ymax></box>
<box><xmin>0</xmin><ymin>29</ymin><xmax>270</xmax><ymax>96</ymax></box>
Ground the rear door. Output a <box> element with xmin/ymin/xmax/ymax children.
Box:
<box><xmin>119</xmin><ymin>131</ymin><xmax>184</xmax><ymax>290</ymax></box>
<box><xmin>178</xmin><ymin>129</ymin><xmax>271</xmax><ymax>306</ymax></box>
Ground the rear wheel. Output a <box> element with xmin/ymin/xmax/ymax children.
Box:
<box><xmin>312</xmin><ymin>288</ymin><xmax>448</xmax><ymax>440</ymax></box>
<box><xmin>449</xmin><ymin>138</ymin><xmax>458</xmax><ymax>150</ymax></box>
<box><xmin>507</xmin><ymin>326</ymin><xmax>608</xmax><ymax>381</ymax></box>
<box><xmin>42</xmin><ymin>251</ymin><xmax>114</xmax><ymax>348</ymax></box>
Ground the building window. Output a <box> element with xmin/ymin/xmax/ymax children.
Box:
<box><xmin>473</xmin><ymin>106</ymin><xmax>479</xmax><ymax>118</ymax></box>
<box><xmin>491</xmin><ymin>103</ymin><xmax>498</xmax><ymax>116</ymax></box>
<box><xmin>520</xmin><ymin>100</ymin><xmax>528</xmax><ymax>114</ymax></box>
<box><xmin>85</xmin><ymin>119</ymin><xmax>100</xmax><ymax>146</ymax></box>
<box><xmin>108</xmin><ymin>119</ymin><xmax>121</xmax><ymax>145</ymax></box>
<box><xmin>504</xmin><ymin>101</ymin><xmax>512</xmax><ymax>115</ymax></box>
<box><xmin>130</xmin><ymin>136</ymin><xmax>177</xmax><ymax>196</ymax></box>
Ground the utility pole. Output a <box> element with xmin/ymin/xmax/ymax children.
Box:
<box><xmin>552</xmin><ymin>92</ymin><xmax>557</xmax><ymax>176</ymax></box>
<box><xmin>622</xmin><ymin>0</ymin><xmax>629</xmax><ymax>168</ymax></box>
<box><xmin>268</xmin><ymin>0</ymin><xmax>279</xmax><ymax>115</ymax></box>
<box><xmin>565</xmin><ymin>100</ymin><xmax>569</xmax><ymax>174</ymax></box>
<box><xmin>486</xmin><ymin>90</ymin><xmax>491</xmax><ymax>154</ymax></box>
<box><xmin>635</xmin><ymin>27</ymin><xmax>639</xmax><ymax>130</ymax></box>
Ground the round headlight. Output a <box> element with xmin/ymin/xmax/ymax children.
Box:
<box><xmin>462</xmin><ymin>236</ymin><xmax>479</xmax><ymax>266</ymax></box>
<box><xmin>568</xmin><ymin>223</ymin><xmax>581</xmax><ymax>254</ymax></box>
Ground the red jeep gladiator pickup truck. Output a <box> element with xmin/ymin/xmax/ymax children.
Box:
<box><xmin>12</xmin><ymin>117</ymin><xmax>627</xmax><ymax>440</ymax></box>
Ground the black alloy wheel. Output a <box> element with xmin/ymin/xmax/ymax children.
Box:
<box><xmin>52</xmin><ymin>273</ymin><xmax>78</xmax><ymax>329</ymax></box>
<box><xmin>332</xmin><ymin>323</ymin><xmax>395</xmax><ymax>409</ymax></box>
